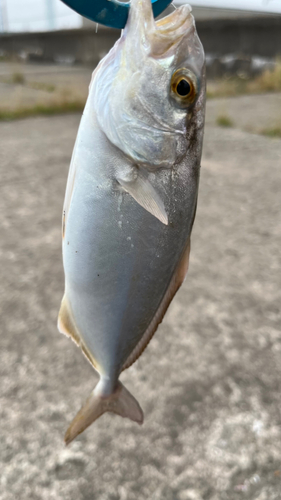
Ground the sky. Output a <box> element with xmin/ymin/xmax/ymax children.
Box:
<box><xmin>0</xmin><ymin>0</ymin><xmax>281</xmax><ymax>32</ymax></box>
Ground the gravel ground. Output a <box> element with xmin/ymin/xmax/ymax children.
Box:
<box><xmin>0</xmin><ymin>101</ymin><xmax>280</xmax><ymax>499</ymax></box>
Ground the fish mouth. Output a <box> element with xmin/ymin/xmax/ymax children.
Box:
<box><xmin>155</xmin><ymin>5</ymin><xmax>192</xmax><ymax>35</ymax></box>
<box><xmin>125</xmin><ymin>0</ymin><xmax>194</xmax><ymax>57</ymax></box>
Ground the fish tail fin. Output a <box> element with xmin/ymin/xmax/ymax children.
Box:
<box><xmin>64</xmin><ymin>380</ymin><xmax>144</xmax><ymax>445</ymax></box>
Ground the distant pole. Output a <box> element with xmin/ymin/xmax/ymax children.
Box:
<box><xmin>45</xmin><ymin>0</ymin><xmax>56</xmax><ymax>31</ymax></box>
<box><xmin>0</xmin><ymin>3</ymin><xmax>2</xmax><ymax>33</ymax></box>
<box><xmin>0</xmin><ymin>0</ymin><xmax>8</xmax><ymax>32</ymax></box>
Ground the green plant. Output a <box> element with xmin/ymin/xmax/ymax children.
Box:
<box><xmin>29</xmin><ymin>82</ymin><xmax>56</xmax><ymax>92</ymax></box>
<box><xmin>11</xmin><ymin>72</ymin><xmax>25</xmax><ymax>84</ymax></box>
<box><xmin>261</xmin><ymin>127</ymin><xmax>281</xmax><ymax>138</ymax></box>
<box><xmin>216</xmin><ymin>115</ymin><xmax>233</xmax><ymax>127</ymax></box>
<box><xmin>207</xmin><ymin>61</ymin><xmax>281</xmax><ymax>99</ymax></box>
<box><xmin>0</xmin><ymin>100</ymin><xmax>85</xmax><ymax>121</ymax></box>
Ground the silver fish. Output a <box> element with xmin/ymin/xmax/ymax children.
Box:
<box><xmin>58</xmin><ymin>0</ymin><xmax>206</xmax><ymax>444</ymax></box>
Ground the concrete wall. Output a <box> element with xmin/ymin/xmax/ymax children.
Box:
<box><xmin>0</xmin><ymin>27</ymin><xmax>119</xmax><ymax>66</ymax></box>
<box><xmin>0</xmin><ymin>16</ymin><xmax>280</xmax><ymax>67</ymax></box>
<box><xmin>198</xmin><ymin>16</ymin><xmax>281</xmax><ymax>58</ymax></box>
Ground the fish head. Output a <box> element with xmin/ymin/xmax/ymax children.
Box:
<box><xmin>93</xmin><ymin>0</ymin><xmax>206</xmax><ymax>169</ymax></box>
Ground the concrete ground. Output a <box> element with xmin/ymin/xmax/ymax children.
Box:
<box><xmin>0</xmin><ymin>63</ymin><xmax>92</xmax><ymax>111</ymax></box>
<box><xmin>0</xmin><ymin>95</ymin><xmax>280</xmax><ymax>500</ymax></box>
<box><xmin>206</xmin><ymin>93</ymin><xmax>281</xmax><ymax>135</ymax></box>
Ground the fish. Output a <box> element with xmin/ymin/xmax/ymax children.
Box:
<box><xmin>58</xmin><ymin>0</ymin><xmax>206</xmax><ymax>444</ymax></box>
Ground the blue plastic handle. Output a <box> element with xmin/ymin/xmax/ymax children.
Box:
<box><xmin>61</xmin><ymin>0</ymin><xmax>173</xmax><ymax>29</ymax></box>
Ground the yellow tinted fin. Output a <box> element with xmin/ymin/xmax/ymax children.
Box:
<box><xmin>58</xmin><ymin>295</ymin><xmax>98</xmax><ymax>369</ymax></box>
<box><xmin>122</xmin><ymin>238</ymin><xmax>191</xmax><ymax>370</ymax></box>
<box><xmin>58</xmin><ymin>295</ymin><xmax>80</xmax><ymax>345</ymax></box>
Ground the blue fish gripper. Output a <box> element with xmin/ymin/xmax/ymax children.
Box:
<box><xmin>61</xmin><ymin>0</ymin><xmax>173</xmax><ymax>30</ymax></box>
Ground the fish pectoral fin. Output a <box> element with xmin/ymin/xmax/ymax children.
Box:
<box><xmin>64</xmin><ymin>380</ymin><xmax>144</xmax><ymax>445</ymax></box>
<box><xmin>117</xmin><ymin>172</ymin><xmax>168</xmax><ymax>225</ymax></box>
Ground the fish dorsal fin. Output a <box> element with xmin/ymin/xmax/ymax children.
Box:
<box><xmin>122</xmin><ymin>237</ymin><xmax>191</xmax><ymax>370</ymax></box>
<box><xmin>62</xmin><ymin>139</ymin><xmax>78</xmax><ymax>239</ymax></box>
<box><xmin>58</xmin><ymin>295</ymin><xmax>98</xmax><ymax>370</ymax></box>
<box><xmin>117</xmin><ymin>171</ymin><xmax>168</xmax><ymax>225</ymax></box>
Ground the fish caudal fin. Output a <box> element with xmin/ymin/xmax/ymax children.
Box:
<box><xmin>65</xmin><ymin>381</ymin><xmax>144</xmax><ymax>445</ymax></box>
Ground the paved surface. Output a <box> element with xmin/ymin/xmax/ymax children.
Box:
<box><xmin>0</xmin><ymin>63</ymin><xmax>92</xmax><ymax>111</ymax></box>
<box><xmin>206</xmin><ymin>93</ymin><xmax>281</xmax><ymax>135</ymax></box>
<box><xmin>0</xmin><ymin>98</ymin><xmax>281</xmax><ymax>499</ymax></box>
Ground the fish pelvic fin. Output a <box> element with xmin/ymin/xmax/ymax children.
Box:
<box><xmin>65</xmin><ymin>380</ymin><xmax>144</xmax><ymax>445</ymax></box>
<box><xmin>117</xmin><ymin>171</ymin><xmax>168</xmax><ymax>225</ymax></box>
<box><xmin>122</xmin><ymin>237</ymin><xmax>191</xmax><ymax>370</ymax></box>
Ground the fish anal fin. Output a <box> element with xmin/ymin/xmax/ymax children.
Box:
<box><xmin>175</xmin><ymin>237</ymin><xmax>191</xmax><ymax>287</ymax></box>
<box><xmin>58</xmin><ymin>295</ymin><xmax>98</xmax><ymax>369</ymax></box>
<box><xmin>117</xmin><ymin>171</ymin><xmax>168</xmax><ymax>225</ymax></box>
<box><xmin>58</xmin><ymin>295</ymin><xmax>80</xmax><ymax>346</ymax></box>
<box><xmin>122</xmin><ymin>238</ymin><xmax>191</xmax><ymax>370</ymax></box>
<box><xmin>81</xmin><ymin>344</ymin><xmax>98</xmax><ymax>369</ymax></box>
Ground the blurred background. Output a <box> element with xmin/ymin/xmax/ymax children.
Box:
<box><xmin>0</xmin><ymin>1</ymin><xmax>280</xmax><ymax>499</ymax></box>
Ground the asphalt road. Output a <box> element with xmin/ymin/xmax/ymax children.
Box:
<box><xmin>0</xmin><ymin>101</ymin><xmax>280</xmax><ymax>499</ymax></box>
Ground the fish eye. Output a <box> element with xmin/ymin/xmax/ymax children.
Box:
<box><xmin>176</xmin><ymin>79</ymin><xmax>191</xmax><ymax>97</ymax></box>
<box><xmin>170</xmin><ymin>69</ymin><xmax>198</xmax><ymax>107</ymax></box>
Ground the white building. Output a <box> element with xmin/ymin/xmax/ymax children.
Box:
<box><xmin>0</xmin><ymin>0</ymin><xmax>82</xmax><ymax>32</ymax></box>
<box><xmin>0</xmin><ymin>0</ymin><xmax>280</xmax><ymax>33</ymax></box>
